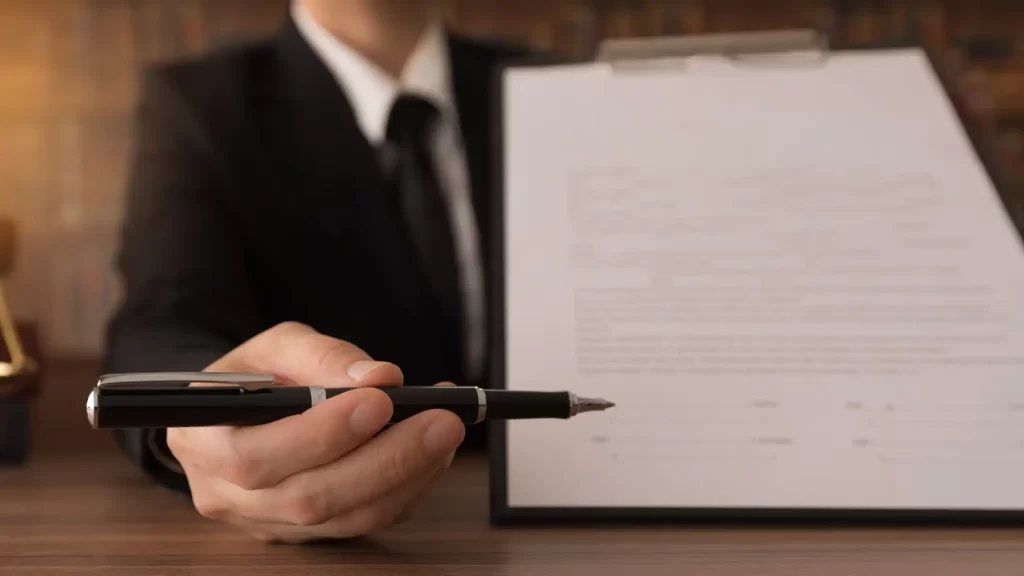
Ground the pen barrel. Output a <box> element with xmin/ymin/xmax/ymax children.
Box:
<box><xmin>327</xmin><ymin>386</ymin><xmax>483</xmax><ymax>424</ymax></box>
<box><xmin>91</xmin><ymin>386</ymin><xmax>311</xmax><ymax>428</ymax></box>
<box><xmin>88</xmin><ymin>386</ymin><xmax>579</xmax><ymax>429</ymax></box>
<box><xmin>484</xmin><ymin>390</ymin><xmax>572</xmax><ymax>419</ymax></box>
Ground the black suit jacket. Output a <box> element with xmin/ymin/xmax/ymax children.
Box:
<box><xmin>103</xmin><ymin>17</ymin><xmax>529</xmax><ymax>492</ymax></box>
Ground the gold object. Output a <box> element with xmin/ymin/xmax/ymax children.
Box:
<box><xmin>0</xmin><ymin>217</ymin><xmax>36</xmax><ymax>400</ymax></box>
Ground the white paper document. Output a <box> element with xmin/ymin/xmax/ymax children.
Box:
<box><xmin>501</xmin><ymin>48</ymin><xmax>1024</xmax><ymax>511</ymax></box>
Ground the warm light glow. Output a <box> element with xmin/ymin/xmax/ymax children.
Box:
<box><xmin>0</xmin><ymin>363</ymin><xmax>14</xmax><ymax>378</ymax></box>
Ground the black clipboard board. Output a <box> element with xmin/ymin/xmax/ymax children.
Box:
<box><xmin>487</xmin><ymin>29</ymin><xmax>1024</xmax><ymax>526</ymax></box>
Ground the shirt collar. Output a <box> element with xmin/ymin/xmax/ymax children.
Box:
<box><xmin>291</xmin><ymin>2</ymin><xmax>455</xmax><ymax>145</ymax></box>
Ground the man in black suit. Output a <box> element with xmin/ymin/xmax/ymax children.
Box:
<box><xmin>104</xmin><ymin>0</ymin><xmax>526</xmax><ymax>542</ymax></box>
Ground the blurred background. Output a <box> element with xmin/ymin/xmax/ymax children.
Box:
<box><xmin>0</xmin><ymin>0</ymin><xmax>1021</xmax><ymax>456</ymax></box>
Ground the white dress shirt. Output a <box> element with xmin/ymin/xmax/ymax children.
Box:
<box><xmin>292</xmin><ymin>3</ymin><xmax>485</xmax><ymax>382</ymax></box>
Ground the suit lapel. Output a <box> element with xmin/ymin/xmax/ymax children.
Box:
<box><xmin>269</xmin><ymin>18</ymin><xmax>427</xmax><ymax>313</ymax></box>
<box><xmin>271</xmin><ymin>19</ymin><xmax>385</xmax><ymax>239</ymax></box>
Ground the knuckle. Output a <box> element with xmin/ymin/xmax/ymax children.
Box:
<box><xmin>286</xmin><ymin>490</ymin><xmax>332</xmax><ymax>527</ymax></box>
<box><xmin>227</xmin><ymin>466</ymin><xmax>264</xmax><ymax>491</ymax></box>
<box><xmin>272</xmin><ymin>320</ymin><xmax>309</xmax><ymax>335</ymax></box>
<box><xmin>306</xmin><ymin>431</ymin><xmax>338</xmax><ymax>464</ymax></box>
<box><xmin>265</xmin><ymin>321</ymin><xmax>312</xmax><ymax>349</ymax></box>
<box><xmin>313</xmin><ymin>339</ymin><xmax>360</xmax><ymax>372</ymax></box>
<box><xmin>165</xmin><ymin>429</ymin><xmax>187</xmax><ymax>458</ymax></box>
<box><xmin>219</xmin><ymin>449</ymin><xmax>265</xmax><ymax>490</ymax></box>
<box><xmin>224</xmin><ymin>461</ymin><xmax>264</xmax><ymax>487</ymax></box>
<box><xmin>192</xmin><ymin>491</ymin><xmax>228</xmax><ymax>521</ymax></box>
<box><xmin>346</xmin><ymin>506</ymin><xmax>392</xmax><ymax>536</ymax></box>
<box><xmin>383</xmin><ymin>448</ymin><xmax>412</xmax><ymax>486</ymax></box>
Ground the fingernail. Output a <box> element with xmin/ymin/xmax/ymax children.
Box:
<box><xmin>347</xmin><ymin>360</ymin><xmax>385</xmax><ymax>381</ymax></box>
<box><xmin>350</xmin><ymin>398</ymin><xmax>390</xmax><ymax>435</ymax></box>
<box><xmin>423</xmin><ymin>418</ymin><xmax>463</xmax><ymax>454</ymax></box>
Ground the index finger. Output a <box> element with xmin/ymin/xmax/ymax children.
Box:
<box><xmin>210</xmin><ymin>321</ymin><xmax>403</xmax><ymax>388</ymax></box>
<box><xmin>169</xmin><ymin>322</ymin><xmax>403</xmax><ymax>488</ymax></box>
<box><xmin>170</xmin><ymin>385</ymin><xmax>394</xmax><ymax>490</ymax></box>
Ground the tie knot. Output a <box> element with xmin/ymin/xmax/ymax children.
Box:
<box><xmin>386</xmin><ymin>94</ymin><xmax>440</xmax><ymax>143</ymax></box>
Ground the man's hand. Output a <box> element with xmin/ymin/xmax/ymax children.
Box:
<box><xmin>165</xmin><ymin>322</ymin><xmax>466</xmax><ymax>543</ymax></box>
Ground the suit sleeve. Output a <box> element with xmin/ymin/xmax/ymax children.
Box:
<box><xmin>103</xmin><ymin>68</ymin><xmax>267</xmax><ymax>493</ymax></box>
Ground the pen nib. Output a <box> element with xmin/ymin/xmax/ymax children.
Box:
<box><xmin>575</xmin><ymin>396</ymin><xmax>615</xmax><ymax>414</ymax></box>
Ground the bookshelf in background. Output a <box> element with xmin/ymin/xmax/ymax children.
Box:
<box><xmin>960</xmin><ymin>35</ymin><xmax>1024</xmax><ymax>223</ymax></box>
<box><xmin>0</xmin><ymin>0</ymin><xmax>1021</xmax><ymax>357</ymax></box>
<box><xmin>1</xmin><ymin>0</ymin><xmax>289</xmax><ymax>356</ymax></box>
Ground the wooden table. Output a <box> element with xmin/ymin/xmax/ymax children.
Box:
<box><xmin>3</xmin><ymin>453</ymin><xmax>1024</xmax><ymax>575</ymax></box>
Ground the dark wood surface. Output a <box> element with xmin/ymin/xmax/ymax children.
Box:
<box><xmin>4</xmin><ymin>453</ymin><xmax>1024</xmax><ymax>575</ymax></box>
<box><xmin>29</xmin><ymin>357</ymin><xmax>108</xmax><ymax>455</ymax></box>
<box><xmin>9</xmin><ymin>360</ymin><xmax>1024</xmax><ymax>574</ymax></box>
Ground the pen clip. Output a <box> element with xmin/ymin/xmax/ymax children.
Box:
<box><xmin>96</xmin><ymin>372</ymin><xmax>276</xmax><ymax>391</ymax></box>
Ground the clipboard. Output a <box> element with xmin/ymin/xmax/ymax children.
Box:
<box><xmin>487</xmin><ymin>29</ymin><xmax>1024</xmax><ymax>525</ymax></box>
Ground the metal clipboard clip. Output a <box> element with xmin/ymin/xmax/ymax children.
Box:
<box><xmin>595</xmin><ymin>28</ymin><xmax>829</xmax><ymax>72</ymax></box>
<box><xmin>96</xmin><ymin>372</ymin><xmax>276</xmax><ymax>391</ymax></box>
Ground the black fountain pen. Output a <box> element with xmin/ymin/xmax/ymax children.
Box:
<box><xmin>85</xmin><ymin>372</ymin><xmax>615</xmax><ymax>429</ymax></box>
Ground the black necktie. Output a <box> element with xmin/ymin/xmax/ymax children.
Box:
<box><xmin>385</xmin><ymin>95</ymin><xmax>463</xmax><ymax>341</ymax></box>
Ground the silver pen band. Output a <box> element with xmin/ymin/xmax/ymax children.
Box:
<box><xmin>310</xmin><ymin>386</ymin><xmax>327</xmax><ymax>407</ymax></box>
<box><xmin>309</xmin><ymin>386</ymin><xmax>485</xmax><ymax>423</ymax></box>
<box><xmin>474</xmin><ymin>387</ymin><xmax>487</xmax><ymax>424</ymax></box>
